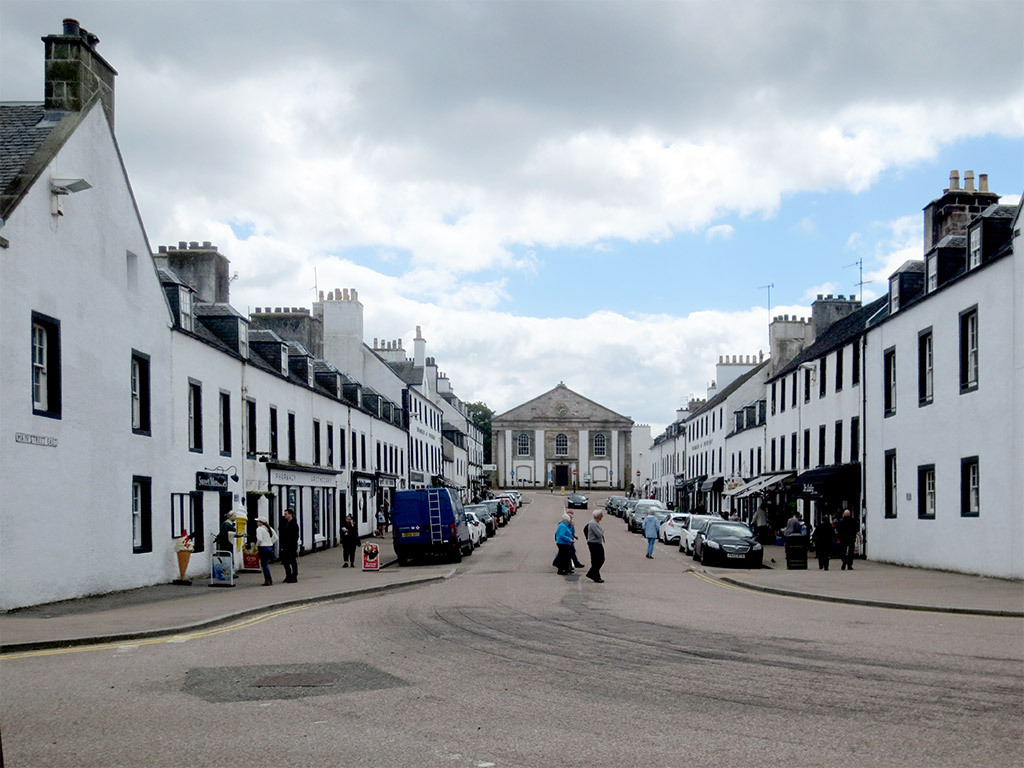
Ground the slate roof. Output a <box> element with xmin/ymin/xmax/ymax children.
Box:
<box><xmin>0</xmin><ymin>104</ymin><xmax>76</xmax><ymax>220</ymax></box>
<box><xmin>770</xmin><ymin>297</ymin><xmax>888</xmax><ymax>382</ymax></box>
<box><xmin>386</xmin><ymin>359</ymin><xmax>423</xmax><ymax>386</ymax></box>
<box><xmin>194</xmin><ymin>302</ymin><xmax>246</xmax><ymax>319</ymax></box>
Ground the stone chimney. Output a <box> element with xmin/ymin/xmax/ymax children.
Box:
<box><xmin>769</xmin><ymin>314</ymin><xmax>814</xmax><ymax>376</ymax></box>
<box><xmin>43</xmin><ymin>19</ymin><xmax>117</xmax><ymax>128</ymax></box>
<box><xmin>153</xmin><ymin>241</ymin><xmax>230</xmax><ymax>303</ymax></box>
<box><xmin>314</xmin><ymin>288</ymin><xmax>365</xmax><ymax>381</ymax></box>
<box><xmin>715</xmin><ymin>354</ymin><xmax>759</xmax><ymax>391</ymax></box>
<box><xmin>811</xmin><ymin>294</ymin><xmax>861</xmax><ymax>339</ymax></box>
<box><xmin>923</xmin><ymin>170</ymin><xmax>1000</xmax><ymax>252</ymax></box>
<box><xmin>414</xmin><ymin>326</ymin><xmax>426</xmax><ymax>368</ymax></box>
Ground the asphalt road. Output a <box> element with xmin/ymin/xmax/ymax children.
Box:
<box><xmin>2</xmin><ymin>491</ymin><xmax>1021</xmax><ymax>768</ymax></box>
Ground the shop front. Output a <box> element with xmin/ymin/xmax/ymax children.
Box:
<box><xmin>793</xmin><ymin>463</ymin><xmax>860</xmax><ymax>529</ymax></box>
<box><xmin>352</xmin><ymin>473</ymin><xmax>376</xmax><ymax>536</ymax></box>
<box><xmin>268</xmin><ymin>465</ymin><xmax>342</xmax><ymax>553</ymax></box>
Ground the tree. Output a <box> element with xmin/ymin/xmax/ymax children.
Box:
<box><xmin>466</xmin><ymin>401</ymin><xmax>494</xmax><ymax>464</ymax></box>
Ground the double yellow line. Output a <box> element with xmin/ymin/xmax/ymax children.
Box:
<box><xmin>1</xmin><ymin>603</ymin><xmax>311</xmax><ymax>661</ymax></box>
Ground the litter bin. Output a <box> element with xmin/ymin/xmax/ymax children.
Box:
<box><xmin>785</xmin><ymin>534</ymin><xmax>808</xmax><ymax>570</ymax></box>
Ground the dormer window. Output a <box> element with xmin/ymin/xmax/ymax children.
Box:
<box><xmin>926</xmin><ymin>255</ymin><xmax>937</xmax><ymax>292</ymax></box>
<box><xmin>179</xmin><ymin>288</ymin><xmax>193</xmax><ymax>332</ymax></box>
<box><xmin>889</xmin><ymin>277</ymin><xmax>900</xmax><ymax>314</ymax></box>
<box><xmin>307</xmin><ymin>365</ymin><xmax>314</xmax><ymax>388</ymax></box>
<box><xmin>280</xmin><ymin>347</ymin><xmax>288</xmax><ymax>376</ymax></box>
<box><xmin>237</xmin><ymin>320</ymin><xmax>248</xmax><ymax>359</ymax></box>
<box><xmin>968</xmin><ymin>227</ymin><xmax>982</xmax><ymax>269</ymax></box>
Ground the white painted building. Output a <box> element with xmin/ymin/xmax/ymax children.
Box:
<box><xmin>864</xmin><ymin>183</ymin><xmax>1021</xmax><ymax>578</ymax></box>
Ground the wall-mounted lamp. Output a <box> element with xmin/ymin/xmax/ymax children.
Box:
<box><xmin>253</xmin><ymin>452</ymin><xmax>274</xmax><ymax>464</ymax></box>
<box><xmin>205</xmin><ymin>465</ymin><xmax>240</xmax><ymax>482</ymax></box>
<box><xmin>50</xmin><ymin>177</ymin><xmax>92</xmax><ymax>216</ymax></box>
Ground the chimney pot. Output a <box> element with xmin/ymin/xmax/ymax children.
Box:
<box><xmin>202</xmin><ymin>241</ymin><xmax>212</xmax><ymax>248</ymax></box>
<box><xmin>979</xmin><ymin>174</ymin><xmax>989</xmax><ymax>193</ymax></box>
<box><xmin>274</xmin><ymin>307</ymin><xmax>281</xmax><ymax>313</ymax></box>
<box><xmin>158</xmin><ymin>245</ymin><xmax>166</xmax><ymax>253</ymax></box>
<box><xmin>319</xmin><ymin>290</ymin><xmax>324</xmax><ymax>301</ymax></box>
<box><xmin>964</xmin><ymin>170</ymin><xmax>975</xmax><ymax>191</ymax></box>
<box><xmin>817</xmin><ymin>294</ymin><xmax>823</xmax><ymax>300</ymax></box>
<box><xmin>189</xmin><ymin>241</ymin><xmax>198</xmax><ymax>249</ymax></box>
<box><xmin>178</xmin><ymin>241</ymin><xmax>187</xmax><ymax>249</ymax></box>
<box><xmin>949</xmin><ymin>170</ymin><xmax>960</xmax><ymax>191</ymax></box>
<box><xmin>62</xmin><ymin>18</ymin><xmax>81</xmax><ymax>36</ymax></box>
<box><xmin>351</xmin><ymin>289</ymin><xmax>358</xmax><ymax>301</ymax></box>
<box><xmin>851</xmin><ymin>294</ymin><xmax>856</xmax><ymax>301</ymax></box>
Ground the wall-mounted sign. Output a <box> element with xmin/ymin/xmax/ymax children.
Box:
<box><xmin>377</xmin><ymin>477</ymin><xmax>396</xmax><ymax>488</ymax></box>
<box><xmin>355</xmin><ymin>477</ymin><xmax>374</xmax><ymax>491</ymax></box>
<box><xmin>15</xmin><ymin>432</ymin><xmax>57</xmax><ymax>448</ymax></box>
<box><xmin>269</xmin><ymin>469</ymin><xmax>337</xmax><ymax>487</ymax></box>
<box><xmin>196</xmin><ymin>471</ymin><xmax>228</xmax><ymax>491</ymax></box>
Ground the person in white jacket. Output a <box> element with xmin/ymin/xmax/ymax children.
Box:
<box><xmin>255</xmin><ymin>516</ymin><xmax>279</xmax><ymax>586</ymax></box>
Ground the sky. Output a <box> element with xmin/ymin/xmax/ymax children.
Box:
<box><xmin>3</xmin><ymin>0</ymin><xmax>1022</xmax><ymax>433</ymax></box>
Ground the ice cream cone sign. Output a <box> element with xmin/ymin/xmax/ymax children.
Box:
<box><xmin>173</xmin><ymin>530</ymin><xmax>194</xmax><ymax>582</ymax></box>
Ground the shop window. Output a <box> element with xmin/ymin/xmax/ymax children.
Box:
<box><xmin>31</xmin><ymin>311</ymin><xmax>62</xmax><ymax>419</ymax></box>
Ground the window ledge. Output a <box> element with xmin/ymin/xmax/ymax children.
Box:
<box><xmin>918</xmin><ymin>398</ymin><xmax>933</xmax><ymax>408</ymax></box>
<box><xmin>959</xmin><ymin>383</ymin><xmax>979</xmax><ymax>395</ymax></box>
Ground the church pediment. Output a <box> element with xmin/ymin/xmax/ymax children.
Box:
<box><xmin>493</xmin><ymin>383</ymin><xmax>632</xmax><ymax>427</ymax></box>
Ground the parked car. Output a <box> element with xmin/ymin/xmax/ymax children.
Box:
<box><xmin>495</xmin><ymin>492</ymin><xmax>519</xmax><ymax>514</ymax></box>
<box><xmin>679</xmin><ymin>514</ymin><xmax>723</xmax><ymax>555</ymax></box>
<box><xmin>465</xmin><ymin>511</ymin><xmax>485</xmax><ymax>547</ymax></box>
<box><xmin>505</xmin><ymin>490</ymin><xmax>523</xmax><ymax>508</ymax></box>
<box><xmin>605</xmin><ymin>496</ymin><xmax>628</xmax><ymax>516</ymax></box>
<box><xmin>622</xmin><ymin>499</ymin><xmax>639</xmax><ymax>526</ymax></box>
<box><xmin>660</xmin><ymin>513</ymin><xmax>689</xmax><ymax>544</ymax></box>
<box><xmin>628</xmin><ymin>499</ymin><xmax>666</xmax><ymax>532</ymax></box>
<box><xmin>566</xmin><ymin>493</ymin><xmax>588</xmax><ymax>509</ymax></box>
<box><xmin>392</xmin><ymin>487</ymin><xmax>473</xmax><ymax>565</ymax></box>
<box><xmin>693</xmin><ymin>520</ymin><xmax>763</xmax><ymax>567</ymax></box>
<box><xmin>479</xmin><ymin>498</ymin><xmax>508</xmax><ymax>526</ymax></box>
<box><xmin>465</xmin><ymin>504</ymin><xmax>497</xmax><ymax>536</ymax></box>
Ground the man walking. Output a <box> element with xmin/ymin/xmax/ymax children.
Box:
<box><xmin>837</xmin><ymin>508</ymin><xmax>858</xmax><ymax>570</ymax></box>
<box><xmin>279</xmin><ymin>508</ymin><xmax>300</xmax><ymax>583</ymax></box>
<box><xmin>642</xmin><ymin>511</ymin><xmax>660</xmax><ymax>558</ymax></box>
<box><xmin>585</xmin><ymin>510</ymin><xmax>606</xmax><ymax>583</ymax></box>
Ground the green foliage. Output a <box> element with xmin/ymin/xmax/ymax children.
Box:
<box><xmin>466</xmin><ymin>401</ymin><xmax>493</xmax><ymax>464</ymax></box>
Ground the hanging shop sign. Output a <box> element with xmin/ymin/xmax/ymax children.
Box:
<box><xmin>196</xmin><ymin>471</ymin><xmax>228</xmax><ymax>491</ymax></box>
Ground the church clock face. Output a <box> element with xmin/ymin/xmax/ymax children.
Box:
<box><xmin>555</xmin><ymin>404</ymin><xmax>569</xmax><ymax>417</ymax></box>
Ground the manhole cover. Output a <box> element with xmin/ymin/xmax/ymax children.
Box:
<box><xmin>252</xmin><ymin>672</ymin><xmax>336</xmax><ymax>687</ymax></box>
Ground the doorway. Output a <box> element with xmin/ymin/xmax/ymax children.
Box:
<box><xmin>554</xmin><ymin>465</ymin><xmax>569</xmax><ymax>487</ymax></box>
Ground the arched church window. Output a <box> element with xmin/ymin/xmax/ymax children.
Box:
<box><xmin>555</xmin><ymin>433</ymin><xmax>568</xmax><ymax>455</ymax></box>
<box><xmin>517</xmin><ymin>433</ymin><xmax>530</xmax><ymax>456</ymax></box>
<box><xmin>593</xmin><ymin>433</ymin><xmax>607</xmax><ymax>457</ymax></box>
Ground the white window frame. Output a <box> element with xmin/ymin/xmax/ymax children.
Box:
<box><xmin>969</xmin><ymin>228</ymin><xmax>981</xmax><ymax>269</ymax></box>
<box><xmin>131</xmin><ymin>357</ymin><xmax>142</xmax><ymax>429</ymax></box>
<box><xmin>968</xmin><ymin>462</ymin><xmax>979</xmax><ymax>515</ymax></box>
<box><xmin>555</xmin><ymin>433</ymin><xmax>568</xmax><ymax>456</ymax></box>
<box><xmin>32</xmin><ymin>322</ymin><xmax>48</xmax><ymax>410</ymax></box>
<box><xmin>179</xmin><ymin>287</ymin><xmax>193</xmax><ymax>332</ymax></box>
<box><xmin>965</xmin><ymin>312</ymin><xmax>978</xmax><ymax>387</ymax></box>
<box><xmin>593</xmin><ymin>433</ymin><xmax>607</xmax><ymax>457</ymax></box>
<box><xmin>926</xmin><ymin>255</ymin><xmax>937</xmax><ymax>292</ymax></box>
<box><xmin>132</xmin><ymin>480</ymin><xmax>143</xmax><ymax>549</ymax></box>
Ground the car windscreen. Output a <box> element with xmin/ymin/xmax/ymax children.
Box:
<box><xmin>708</xmin><ymin>523</ymin><xmax>753</xmax><ymax>539</ymax></box>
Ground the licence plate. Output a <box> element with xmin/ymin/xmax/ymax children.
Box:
<box><xmin>401</xmin><ymin>532</ymin><xmax>419</xmax><ymax>538</ymax></box>
<box><xmin>727</xmin><ymin>553</ymin><xmax>745</xmax><ymax>559</ymax></box>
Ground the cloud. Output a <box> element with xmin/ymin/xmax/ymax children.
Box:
<box><xmin>802</xmin><ymin>283</ymin><xmax>839</xmax><ymax>302</ymax></box>
<box><xmin>706</xmin><ymin>225</ymin><xmax>735</xmax><ymax>240</ymax></box>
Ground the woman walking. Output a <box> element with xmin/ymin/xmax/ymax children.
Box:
<box><xmin>255</xmin><ymin>516</ymin><xmax>278</xmax><ymax>585</ymax></box>
<box><xmin>340</xmin><ymin>515</ymin><xmax>359</xmax><ymax>568</ymax></box>
<box><xmin>554</xmin><ymin>513</ymin><xmax>574</xmax><ymax>575</ymax></box>
<box><xmin>585</xmin><ymin>510</ymin><xmax>606</xmax><ymax>583</ymax></box>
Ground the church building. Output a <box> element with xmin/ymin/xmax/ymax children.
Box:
<box><xmin>492</xmin><ymin>383</ymin><xmax>634</xmax><ymax>490</ymax></box>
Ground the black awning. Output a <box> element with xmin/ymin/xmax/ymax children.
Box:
<box><xmin>795</xmin><ymin>463</ymin><xmax>860</xmax><ymax>491</ymax></box>
<box><xmin>700</xmin><ymin>476</ymin><xmax>724</xmax><ymax>493</ymax></box>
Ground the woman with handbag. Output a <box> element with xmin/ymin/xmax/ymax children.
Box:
<box><xmin>255</xmin><ymin>516</ymin><xmax>279</xmax><ymax>585</ymax></box>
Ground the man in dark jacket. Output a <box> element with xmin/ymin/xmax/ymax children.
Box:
<box><xmin>280</xmin><ymin>508</ymin><xmax>300</xmax><ymax>583</ymax></box>
<box><xmin>837</xmin><ymin>509</ymin><xmax>858</xmax><ymax>570</ymax></box>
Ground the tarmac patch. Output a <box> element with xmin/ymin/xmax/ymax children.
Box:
<box><xmin>183</xmin><ymin>662</ymin><xmax>408</xmax><ymax>702</ymax></box>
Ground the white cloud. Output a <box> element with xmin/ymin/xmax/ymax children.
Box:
<box><xmin>706</xmin><ymin>225</ymin><xmax>735</xmax><ymax>240</ymax></box>
<box><xmin>802</xmin><ymin>283</ymin><xmax>839</xmax><ymax>302</ymax></box>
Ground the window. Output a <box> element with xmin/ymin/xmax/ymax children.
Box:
<box><xmin>818</xmin><ymin>425</ymin><xmax>826</xmax><ymax>467</ymax></box>
<box><xmin>313</xmin><ymin>420</ymin><xmax>322</xmax><ymax>465</ymax></box>
<box><xmin>771</xmin><ymin>382</ymin><xmax>776</xmax><ymax>415</ymax></box>
<box><xmin>339</xmin><ymin>427</ymin><xmax>346</xmax><ymax>466</ymax></box>
<box><xmin>791</xmin><ymin>372</ymin><xmax>797</xmax><ymax>408</ymax></box>
<box><xmin>171</xmin><ymin>492</ymin><xmax>204</xmax><ymax>554</ymax></box>
<box><xmin>352</xmin><ymin>431</ymin><xmax>358</xmax><ymax>469</ymax></box>
<box><xmin>770</xmin><ymin>438</ymin><xmax>776</xmax><ymax>472</ymax></box>
<box><xmin>819</xmin><ymin>356</ymin><xmax>827</xmax><ymax>398</ymax></box>
<box><xmin>178</xmin><ymin>287</ymin><xmax>194</xmax><ymax>332</ymax></box>
<box><xmin>246</xmin><ymin>399</ymin><xmax>257</xmax><ymax>457</ymax></box>
<box><xmin>360</xmin><ymin>433</ymin><xmax>366</xmax><ymax>470</ymax></box>
<box><xmin>835</xmin><ymin>347</ymin><xmax>844</xmax><ymax>392</ymax></box>
<box><xmin>850</xmin><ymin>417</ymin><xmax>860</xmax><ymax>463</ymax></box>
<box><xmin>918</xmin><ymin>465</ymin><xmax>936</xmax><ymax>519</ymax></box>
<box><xmin>959</xmin><ymin>307</ymin><xmax>979</xmax><ymax>393</ymax></box>
<box><xmin>555</xmin><ymin>433</ymin><xmax>568</xmax><ymax>455</ymax></box>
<box><xmin>375</xmin><ymin>440</ymin><xmax>381</xmax><ymax>471</ymax></box>
<box><xmin>926</xmin><ymin>256</ymin><xmax>938</xmax><ymax>292</ymax></box>
<box><xmin>269</xmin><ymin>406</ymin><xmax>279</xmax><ymax>459</ymax></box>
<box><xmin>132</xmin><ymin>476</ymin><xmax>152</xmax><ymax>553</ymax></box>
<box><xmin>327</xmin><ymin>424</ymin><xmax>334</xmax><ymax>467</ymax></box>
<box><xmin>852</xmin><ymin>340</ymin><xmax>861</xmax><ymax>385</ymax></box>
<box><xmin>889</xmin><ymin>278</ymin><xmax>900</xmax><ymax>314</ymax></box>
<box><xmin>131</xmin><ymin>352</ymin><xmax>151</xmax><ymax>435</ymax></box>
<box><xmin>517</xmin><ymin>433</ymin><xmax>530</xmax><ymax>456</ymax></box>
<box><xmin>834</xmin><ymin>421</ymin><xmax>843</xmax><ymax>464</ymax></box>
<box><xmin>219</xmin><ymin>391</ymin><xmax>231</xmax><ymax>456</ymax></box>
<box><xmin>804</xmin><ymin>368</ymin><xmax>811</xmax><ymax>403</ymax></box>
<box><xmin>31</xmin><ymin>312</ymin><xmax>61</xmax><ymax>418</ymax></box>
<box><xmin>883</xmin><ymin>347</ymin><xmax>896</xmax><ymax>416</ymax></box>
<box><xmin>593</xmin><ymin>433</ymin><xmax>607</xmax><ymax>457</ymax></box>
<box><xmin>790</xmin><ymin>432</ymin><xmax>797</xmax><ymax>469</ymax></box>
<box><xmin>288</xmin><ymin>412</ymin><xmax>297</xmax><ymax>461</ymax></box>
<box><xmin>884</xmin><ymin>449</ymin><xmax>898</xmax><ymax>518</ymax></box>
<box><xmin>961</xmin><ymin>457</ymin><xmax>979</xmax><ymax>517</ymax></box>
<box><xmin>968</xmin><ymin>228</ymin><xmax>981</xmax><ymax>269</ymax></box>
<box><xmin>918</xmin><ymin>329</ymin><xmax>933</xmax><ymax>406</ymax></box>
<box><xmin>803</xmin><ymin>429</ymin><xmax>811</xmax><ymax>469</ymax></box>
<box><xmin>779</xmin><ymin>435</ymin><xmax>785</xmax><ymax>470</ymax></box>
<box><xmin>188</xmin><ymin>380</ymin><xmax>203</xmax><ymax>452</ymax></box>
<box><xmin>779</xmin><ymin>379</ymin><xmax>786</xmax><ymax>413</ymax></box>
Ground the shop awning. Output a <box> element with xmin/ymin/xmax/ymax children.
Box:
<box><xmin>795</xmin><ymin>463</ymin><xmax>860</xmax><ymax>489</ymax></box>
<box><xmin>724</xmin><ymin>472</ymin><xmax>794</xmax><ymax>498</ymax></box>
<box><xmin>699</xmin><ymin>476</ymin><xmax>724</xmax><ymax>493</ymax></box>
<box><xmin>675</xmin><ymin>475</ymin><xmax>701</xmax><ymax>491</ymax></box>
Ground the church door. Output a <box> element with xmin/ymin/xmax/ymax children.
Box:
<box><xmin>554</xmin><ymin>465</ymin><xmax>569</xmax><ymax>487</ymax></box>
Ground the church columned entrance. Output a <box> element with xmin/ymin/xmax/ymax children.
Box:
<box><xmin>554</xmin><ymin>465</ymin><xmax>569</xmax><ymax>487</ymax></box>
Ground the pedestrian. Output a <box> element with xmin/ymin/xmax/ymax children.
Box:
<box><xmin>554</xmin><ymin>513</ymin><xmax>574</xmax><ymax>575</ymax></box>
<box><xmin>255</xmin><ymin>516</ymin><xmax>278</xmax><ymax>586</ymax></box>
<box><xmin>279</xmin><ymin>507</ymin><xmax>299</xmax><ymax>583</ymax></box>
<box><xmin>642</xmin><ymin>510</ymin><xmax>660</xmax><ymax>558</ymax></box>
<box><xmin>567</xmin><ymin>509</ymin><xmax>585</xmax><ymax>569</ymax></box>
<box><xmin>340</xmin><ymin>515</ymin><xmax>359</xmax><ymax>568</ymax></box>
<box><xmin>375</xmin><ymin>504</ymin><xmax>386</xmax><ymax>537</ymax></box>
<box><xmin>215</xmin><ymin>509</ymin><xmax>236</xmax><ymax>552</ymax></box>
<box><xmin>585</xmin><ymin>509</ymin><xmax>606</xmax><ymax>583</ymax></box>
<box><xmin>751</xmin><ymin>506</ymin><xmax>769</xmax><ymax>543</ymax></box>
<box><xmin>784</xmin><ymin>511</ymin><xmax>804</xmax><ymax>538</ymax></box>
<box><xmin>838</xmin><ymin>508</ymin><xmax>858</xmax><ymax>570</ymax></box>
<box><xmin>812</xmin><ymin>517</ymin><xmax>833</xmax><ymax>570</ymax></box>
<box><xmin>381</xmin><ymin>497</ymin><xmax>391</xmax><ymax>534</ymax></box>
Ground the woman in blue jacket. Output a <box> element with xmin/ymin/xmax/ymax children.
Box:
<box><xmin>554</xmin><ymin>513</ymin><xmax>574</xmax><ymax>575</ymax></box>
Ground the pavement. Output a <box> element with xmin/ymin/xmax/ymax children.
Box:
<box><xmin>2</xmin><ymin>536</ymin><xmax>1022</xmax><ymax>655</ymax></box>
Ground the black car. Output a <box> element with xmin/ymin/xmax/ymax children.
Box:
<box><xmin>693</xmin><ymin>521</ymin><xmax>763</xmax><ymax>567</ymax></box>
<box><xmin>479</xmin><ymin>499</ymin><xmax>507</xmax><ymax>526</ymax></box>
<box><xmin>605</xmin><ymin>496</ymin><xmax>628</xmax><ymax>516</ymax></box>
<box><xmin>566</xmin><ymin>493</ymin><xmax>588</xmax><ymax>509</ymax></box>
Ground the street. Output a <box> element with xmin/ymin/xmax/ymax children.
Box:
<box><xmin>2</xmin><ymin>491</ymin><xmax>1022</xmax><ymax>768</ymax></box>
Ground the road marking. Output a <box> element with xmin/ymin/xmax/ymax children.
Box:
<box><xmin>1</xmin><ymin>604</ymin><xmax>313</xmax><ymax>661</ymax></box>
